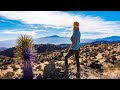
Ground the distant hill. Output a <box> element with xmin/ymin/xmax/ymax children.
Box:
<box><xmin>0</xmin><ymin>40</ymin><xmax>15</xmax><ymax>48</ymax></box>
<box><xmin>96</xmin><ymin>36</ymin><xmax>120</xmax><ymax>41</ymax></box>
<box><xmin>91</xmin><ymin>41</ymin><xmax>118</xmax><ymax>44</ymax></box>
<box><xmin>0</xmin><ymin>35</ymin><xmax>120</xmax><ymax>48</ymax></box>
<box><xmin>0</xmin><ymin>47</ymin><xmax>15</xmax><ymax>57</ymax></box>
<box><xmin>0</xmin><ymin>47</ymin><xmax>7</xmax><ymax>51</ymax></box>
<box><xmin>0</xmin><ymin>42</ymin><xmax>97</xmax><ymax>58</ymax></box>
<box><xmin>45</xmin><ymin>35</ymin><xmax>60</xmax><ymax>38</ymax></box>
<box><xmin>34</xmin><ymin>35</ymin><xmax>94</xmax><ymax>45</ymax></box>
<box><xmin>34</xmin><ymin>35</ymin><xmax>71</xmax><ymax>45</ymax></box>
<box><xmin>0</xmin><ymin>44</ymin><xmax>71</xmax><ymax>57</ymax></box>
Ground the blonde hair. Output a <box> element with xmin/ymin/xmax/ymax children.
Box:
<box><xmin>73</xmin><ymin>21</ymin><xmax>79</xmax><ymax>33</ymax></box>
<box><xmin>73</xmin><ymin>21</ymin><xmax>79</xmax><ymax>27</ymax></box>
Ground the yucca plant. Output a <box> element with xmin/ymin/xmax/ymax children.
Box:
<box><xmin>14</xmin><ymin>35</ymin><xmax>36</xmax><ymax>79</ymax></box>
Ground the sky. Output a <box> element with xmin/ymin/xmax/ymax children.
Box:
<box><xmin>0</xmin><ymin>11</ymin><xmax>120</xmax><ymax>41</ymax></box>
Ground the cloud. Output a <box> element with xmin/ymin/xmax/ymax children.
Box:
<box><xmin>0</xmin><ymin>11</ymin><xmax>120</xmax><ymax>39</ymax></box>
<box><xmin>0</xmin><ymin>11</ymin><xmax>77</xmax><ymax>26</ymax></box>
<box><xmin>0</xmin><ymin>19</ymin><xmax>15</xmax><ymax>24</ymax></box>
<box><xmin>43</xmin><ymin>25</ymin><xmax>67</xmax><ymax>29</ymax></box>
<box><xmin>2</xmin><ymin>29</ymin><xmax>47</xmax><ymax>36</ymax></box>
<box><xmin>60</xmin><ymin>32</ymin><xmax>72</xmax><ymax>37</ymax></box>
<box><xmin>3</xmin><ymin>30</ymin><xmax>37</xmax><ymax>36</ymax></box>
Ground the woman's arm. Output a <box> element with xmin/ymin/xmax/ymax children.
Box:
<box><xmin>68</xmin><ymin>35</ymin><xmax>76</xmax><ymax>51</ymax></box>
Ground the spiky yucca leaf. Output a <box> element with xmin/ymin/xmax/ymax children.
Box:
<box><xmin>14</xmin><ymin>35</ymin><xmax>33</xmax><ymax>59</ymax></box>
<box><xmin>14</xmin><ymin>35</ymin><xmax>37</xmax><ymax>79</ymax></box>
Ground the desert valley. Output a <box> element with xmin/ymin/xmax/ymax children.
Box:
<box><xmin>0</xmin><ymin>40</ymin><xmax>120</xmax><ymax>79</ymax></box>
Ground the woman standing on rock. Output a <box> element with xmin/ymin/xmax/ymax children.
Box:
<box><xmin>65</xmin><ymin>21</ymin><xmax>81</xmax><ymax>79</ymax></box>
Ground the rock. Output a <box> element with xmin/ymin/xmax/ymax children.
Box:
<box><xmin>69</xmin><ymin>75</ymin><xmax>77</xmax><ymax>79</ymax></box>
<box><xmin>111</xmin><ymin>56</ymin><xmax>117</xmax><ymax>61</ymax></box>
<box><xmin>88</xmin><ymin>62</ymin><xmax>102</xmax><ymax>71</ymax></box>
<box><xmin>36</xmin><ymin>65</ymin><xmax>41</xmax><ymax>70</ymax></box>
<box><xmin>3</xmin><ymin>72</ymin><xmax>14</xmax><ymax>79</ymax></box>
<box><xmin>2</xmin><ymin>65</ymin><xmax>8</xmax><ymax>70</ymax></box>
<box><xmin>15</xmin><ymin>78</ymin><xmax>19</xmax><ymax>79</ymax></box>
<box><xmin>11</xmin><ymin>65</ymin><xmax>19</xmax><ymax>71</ymax></box>
<box><xmin>37</xmin><ymin>74</ymin><xmax>43</xmax><ymax>79</ymax></box>
<box><xmin>98</xmin><ymin>48</ymin><xmax>104</xmax><ymax>53</ymax></box>
<box><xmin>43</xmin><ymin>61</ymin><xmax>56</xmax><ymax>79</ymax></box>
<box><xmin>85</xmin><ymin>48</ymin><xmax>90</xmax><ymax>52</ymax></box>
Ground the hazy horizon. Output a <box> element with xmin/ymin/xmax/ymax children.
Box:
<box><xmin>0</xmin><ymin>34</ymin><xmax>120</xmax><ymax>42</ymax></box>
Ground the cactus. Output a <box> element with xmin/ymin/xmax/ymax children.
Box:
<box><xmin>14</xmin><ymin>35</ymin><xmax>36</xmax><ymax>79</ymax></box>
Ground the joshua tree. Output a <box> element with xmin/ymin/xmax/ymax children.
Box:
<box><xmin>14</xmin><ymin>35</ymin><xmax>36</xmax><ymax>79</ymax></box>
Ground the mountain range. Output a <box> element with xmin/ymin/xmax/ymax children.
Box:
<box><xmin>0</xmin><ymin>47</ymin><xmax>7</xmax><ymax>51</ymax></box>
<box><xmin>0</xmin><ymin>35</ymin><xmax>120</xmax><ymax>48</ymax></box>
<box><xmin>96</xmin><ymin>36</ymin><xmax>120</xmax><ymax>41</ymax></box>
